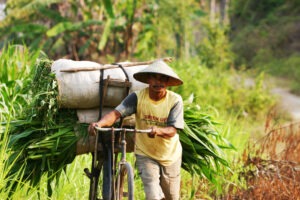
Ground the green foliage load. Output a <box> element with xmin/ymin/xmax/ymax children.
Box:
<box><xmin>179</xmin><ymin>103</ymin><xmax>234</xmax><ymax>184</ymax></box>
<box><xmin>3</xmin><ymin>60</ymin><xmax>83</xmax><ymax>196</ymax></box>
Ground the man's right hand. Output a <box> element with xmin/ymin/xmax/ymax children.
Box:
<box><xmin>87</xmin><ymin>110</ymin><xmax>121</xmax><ymax>136</ymax></box>
<box><xmin>88</xmin><ymin>122</ymin><xmax>98</xmax><ymax>136</ymax></box>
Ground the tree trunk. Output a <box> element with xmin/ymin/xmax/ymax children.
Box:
<box><xmin>125</xmin><ymin>0</ymin><xmax>137</xmax><ymax>58</ymax></box>
<box><xmin>220</xmin><ymin>0</ymin><xmax>226</xmax><ymax>25</ymax></box>
<box><xmin>220</xmin><ymin>0</ymin><xmax>230</xmax><ymax>25</ymax></box>
<box><xmin>210</xmin><ymin>0</ymin><xmax>216</xmax><ymax>23</ymax></box>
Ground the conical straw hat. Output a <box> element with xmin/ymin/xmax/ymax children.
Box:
<box><xmin>133</xmin><ymin>60</ymin><xmax>183</xmax><ymax>86</ymax></box>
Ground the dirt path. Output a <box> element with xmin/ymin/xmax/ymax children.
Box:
<box><xmin>271</xmin><ymin>87</ymin><xmax>300</xmax><ymax>121</ymax></box>
<box><xmin>245</xmin><ymin>77</ymin><xmax>300</xmax><ymax>122</ymax></box>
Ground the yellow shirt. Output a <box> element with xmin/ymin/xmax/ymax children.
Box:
<box><xmin>135</xmin><ymin>88</ymin><xmax>182</xmax><ymax>166</ymax></box>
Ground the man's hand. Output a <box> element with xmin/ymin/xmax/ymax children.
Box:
<box><xmin>88</xmin><ymin>110</ymin><xmax>121</xmax><ymax>136</ymax></box>
<box><xmin>148</xmin><ymin>126</ymin><xmax>157</xmax><ymax>138</ymax></box>
<box><xmin>147</xmin><ymin>126</ymin><xmax>177</xmax><ymax>139</ymax></box>
<box><xmin>147</xmin><ymin>126</ymin><xmax>156</xmax><ymax>138</ymax></box>
<box><xmin>88</xmin><ymin>122</ymin><xmax>98</xmax><ymax>136</ymax></box>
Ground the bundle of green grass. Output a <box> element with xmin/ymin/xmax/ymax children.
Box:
<box><xmin>4</xmin><ymin>60</ymin><xmax>83</xmax><ymax>196</ymax></box>
<box><xmin>5</xmin><ymin>59</ymin><xmax>234</xmax><ymax>195</ymax></box>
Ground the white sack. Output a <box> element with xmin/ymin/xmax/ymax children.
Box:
<box><xmin>51</xmin><ymin>59</ymin><xmax>148</xmax><ymax>108</ymax></box>
<box><xmin>77</xmin><ymin>108</ymin><xmax>113</xmax><ymax>123</ymax></box>
<box><xmin>77</xmin><ymin>108</ymin><xmax>135</xmax><ymax>126</ymax></box>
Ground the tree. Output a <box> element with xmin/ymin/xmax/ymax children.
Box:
<box><xmin>0</xmin><ymin>0</ymin><xmax>214</xmax><ymax>63</ymax></box>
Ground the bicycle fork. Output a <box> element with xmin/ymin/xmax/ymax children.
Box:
<box><xmin>115</xmin><ymin>130</ymin><xmax>134</xmax><ymax>200</ymax></box>
<box><xmin>84</xmin><ymin>131</ymin><xmax>102</xmax><ymax>200</ymax></box>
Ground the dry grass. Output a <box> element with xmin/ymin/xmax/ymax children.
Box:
<box><xmin>224</xmin><ymin>121</ymin><xmax>300</xmax><ymax>200</ymax></box>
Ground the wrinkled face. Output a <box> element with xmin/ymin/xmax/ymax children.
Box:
<box><xmin>147</xmin><ymin>74</ymin><xmax>169</xmax><ymax>93</ymax></box>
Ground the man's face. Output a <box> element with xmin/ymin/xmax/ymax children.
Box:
<box><xmin>148</xmin><ymin>74</ymin><xmax>169</xmax><ymax>93</ymax></box>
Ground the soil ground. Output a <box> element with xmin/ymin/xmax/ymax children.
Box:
<box><xmin>271</xmin><ymin>87</ymin><xmax>300</xmax><ymax>122</ymax></box>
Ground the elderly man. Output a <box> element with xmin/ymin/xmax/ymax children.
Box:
<box><xmin>89</xmin><ymin>60</ymin><xmax>184</xmax><ymax>200</ymax></box>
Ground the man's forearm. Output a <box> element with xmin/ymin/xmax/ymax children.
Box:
<box><xmin>97</xmin><ymin>110</ymin><xmax>121</xmax><ymax>127</ymax></box>
<box><xmin>88</xmin><ymin>110</ymin><xmax>121</xmax><ymax>135</ymax></box>
<box><xmin>152</xmin><ymin>126</ymin><xmax>177</xmax><ymax>138</ymax></box>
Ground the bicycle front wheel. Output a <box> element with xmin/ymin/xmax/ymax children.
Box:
<box><xmin>116</xmin><ymin>162</ymin><xmax>134</xmax><ymax>200</ymax></box>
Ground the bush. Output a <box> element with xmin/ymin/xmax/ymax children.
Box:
<box><xmin>173</xmin><ymin>60</ymin><xmax>274</xmax><ymax>121</ymax></box>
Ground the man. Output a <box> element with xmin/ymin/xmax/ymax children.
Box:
<box><xmin>88</xmin><ymin>60</ymin><xmax>184</xmax><ymax>200</ymax></box>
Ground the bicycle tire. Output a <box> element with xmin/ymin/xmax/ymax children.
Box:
<box><xmin>116</xmin><ymin>162</ymin><xmax>134</xmax><ymax>200</ymax></box>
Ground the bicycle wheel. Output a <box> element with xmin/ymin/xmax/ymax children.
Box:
<box><xmin>116</xmin><ymin>162</ymin><xmax>134</xmax><ymax>200</ymax></box>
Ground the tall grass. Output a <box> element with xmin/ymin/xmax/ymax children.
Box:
<box><xmin>0</xmin><ymin>45</ymin><xmax>42</xmax><ymax>122</ymax></box>
<box><xmin>0</xmin><ymin>121</ymin><xmax>11</xmax><ymax>199</ymax></box>
<box><xmin>0</xmin><ymin>44</ymin><xmax>42</xmax><ymax>199</ymax></box>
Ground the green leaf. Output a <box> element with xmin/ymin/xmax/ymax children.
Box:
<box><xmin>102</xmin><ymin>0</ymin><xmax>115</xmax><ymax>18</ymax></box>
<box><xmin>46</xmin><ymin>20</ymin><xmax>102</xmax><ymax>37</ymax></box>
<box><xmin>8</xmin><ymin>129</ymin><xmax>37</xmax><ymax>147</ymax></box>
<box><xmin>178</xmin><ymin>102</ymin><xmax>236</xmax><ymax>184</ymax></box>
<box><xmin>98</xmin><ymin>18</ymin><xmax>114</xmax><ymax>50</ymax></box>
<box><xmin>39</xmin><ymin>7</ymin><xmax>66</xmax><ymax>23</ymax></box>
<box><xmin>10</xmin><ymin>23</ymin><xmax>48</xmax><ymax>34</ymax></box>
<box><xmin>46</xmin><ymin>22</ymin><xmax>76</xmax><ymax>37</ymax></box>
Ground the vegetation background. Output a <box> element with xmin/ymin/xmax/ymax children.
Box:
<box><xmin>0</xmin><ymin>0</ymin><xmax>300</xmax><ymax>199</ymax></box>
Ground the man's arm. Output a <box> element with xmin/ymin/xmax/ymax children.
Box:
<box><xmin>149</xmin><ymin>95</ymin><xmax>184</xmax><ymax>139</ymax></box>
<box><xmin>88</xmin><ymin>93</ymin><xmax>137</xmax><ymax>135</ymax></box>
<box><xmin>88</xmin><ymin>110</ymin><xmax>121</xmax><ymax>135</ymax></box>
<box><xmin>149</xmin><ymin>126</ymin><xmax>177</xmax><ymax>139</ymax></box>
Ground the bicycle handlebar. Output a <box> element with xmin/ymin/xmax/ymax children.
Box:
<box><xmin>95</xmin><ymin>127</ymin><xmax>152</xmax><ymax>133</ymax></box>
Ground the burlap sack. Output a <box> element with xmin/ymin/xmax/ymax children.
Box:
<box><xmin>76</xmin><ymin>107</ymin><xmax>137</xmax><ymax>155</ymax></box>
<box><xmin>51</xmin><ymin>59</ymin><xmax>147</xmax><ymax>108</ymax></box>
<box><xmin>77</xmin><ymin>107</ymin><xmax>113</xmax><ymax>123</ymax></box>
<box><xmin>77</xmin><ymin>108</ymin><xmax>136</xmax><ymax>127</ymax></box>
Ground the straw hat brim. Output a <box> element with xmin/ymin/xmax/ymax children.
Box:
<box><xmin>133</xmin><ymin>60</ymin><xmax>183</xmax><ymax>86</ymax></box>
<box><xmin>133</xmin><ymin>72</ymin><xmax>183</xmax><ymax>86</ymax></box>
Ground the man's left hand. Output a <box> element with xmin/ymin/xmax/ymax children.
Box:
<box><xmin>148</xmin><ymin>126</ymin><xmax>157</xmax><ymax>138</ymax></box>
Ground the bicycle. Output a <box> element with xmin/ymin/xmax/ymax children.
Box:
<box><xmin>86</xmin><ymin>127</ymin><xmax>152</xmax><ymax>200</ymax></box>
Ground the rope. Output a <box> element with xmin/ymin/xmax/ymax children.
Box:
<box><xmin>113</xmin><ymin>63</ymin><xmax>130</xmax><ymax>81</ymax></box>
<box><xmin>98</xmin><ymin>69</ymin><xmax>104</xmax><ymax>120</ymax></box>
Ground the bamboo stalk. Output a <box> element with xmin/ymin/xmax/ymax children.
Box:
<box><xmin>60</xmin><ymin>57</ymin><xmax>173</xmax><ymax>73</ymax></box>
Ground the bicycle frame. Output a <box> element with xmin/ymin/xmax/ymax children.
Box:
<box><xmin>86</xmin><ymin>127</ymin><xmax>151</xmax><ymax>200</ymax></box>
